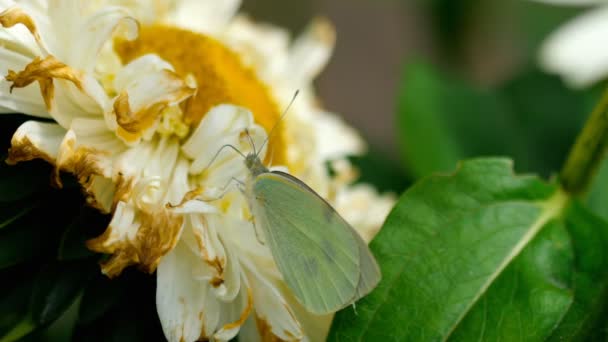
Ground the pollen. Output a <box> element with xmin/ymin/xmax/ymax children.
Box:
<box><xmin>114</xmin><ymin>25</ymin><xmax>286</xmax><ymax>165</ymax></box>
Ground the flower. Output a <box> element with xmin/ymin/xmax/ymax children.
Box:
<box><xmin>532</xmin><ymin>0</ymin><xmax>608</xmax><ymax>87</ymax></box>
<box><xmin>0</xmin><ymin>0</ymin><xmax>394</xmax><ymax>341</ymax></box>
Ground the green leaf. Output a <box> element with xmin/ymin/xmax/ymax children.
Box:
<box><xmin>0</xmin><ymin>267</ymin><xmax>36</xmax><ymax>342</ymax></box>
<box><xmin>73</xmin><ymin>271</ymin><xmax>165</xmax><ymax>342</ymax></box>
<box><xmin>548</xmin><ymin>202</ymin><xmax>608</xmax><ymax>340</ymax></box>
<box><xmin>0</xmin><ymin>200</ymin><xmax>38</xmax><ymax>231</ymax></box>
<box><xmin>58</xmin><ymin>207</ymin><xmax>108</xmax><ymax>261</ymax></box>
<box><xmin>78</xmin><ymin>273</ymin><xmax>124</xmax><ymax>326</ymax></box>
<box><xmin>397</xmin><ymin>62</ymin><xmax>526</xmax><ymax>178</ymax></box>
<box><xmin>0</xmin><ymin>160</ymin><xmax>51</xmax><ymax>203</ymax></box>
<box><xmin>29</xmin><ymin>261</ymin><xmax>93</xmax><ymax>326</ymax></box>
<box><xmin>0</xmin><ymin>219</ymin><xmax>51</xmax><ymax>269</ymax></box>
<box><xmin>586</xmin><ymin>156</ymin><xmax>608</xmax><ymax>221</ymax></box>
<box><xmin>397</xmin><ymin>62</ymin><xmax>591</xmax><ymax>180</ymax></box>
<box><xmin>329</xmin><ymin>158</ymin><xmax>572</xmax><ymax>341</ymax></box>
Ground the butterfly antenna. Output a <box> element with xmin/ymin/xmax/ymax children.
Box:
<box><xmin>256</xmin><ymin>90</ymin><xmax>300</xmax><ymax>158</ymax></box>
<box><xmin>244</xmin><ymin>129</ymin><xmax>256</xmax><ymax>155</ymax></box>
<box><xmin>201</xmin><ymin>144</ymin><xmax>246</xmax><ymax>175</ymax></box>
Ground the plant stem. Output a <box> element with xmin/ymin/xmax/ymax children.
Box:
<box><xmin>561</xmin><ymin>88</ymin><xmax>608</xmax><ymax>195</ymax></box>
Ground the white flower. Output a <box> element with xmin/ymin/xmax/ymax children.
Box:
<box><xmin>0</xmin><ymin>1</ymin><xmax>394</xmax><ymax>341</ymax></box>
<box><xmin>532</xmin><ymin>0</ymin><xmax>608</xmax><ymax>87</ymax></box>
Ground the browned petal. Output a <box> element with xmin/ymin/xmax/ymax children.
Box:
<box><xmin>5</xmin><ymin>55</ymin><xmax>83</xmax><ymax>111</ymax></box>
<box><xmin>55</xmin><ymin>136</ymin><xmax>113</xmax><ymax>213</ymax></box>
<box><xmin>112</xmin><ymin>174</ymin><xmax>135</xmax><ymax>211</ymax></box>
<box><xmin>256</xmin><ymin>316</ymin><xmax>294</xmax><ymax>342</ymax></box>
<box><xmin>214</xmin><ymin>288</ymin><xmax>254</xmax><ymax>338</ymax></box>
<box><xmin>87</xmin><ymin>206</ymin><xmax>184</xmax><ymax>278</ymax></box>
<box><xmin>165</xmin><ymin>187</ymin><xmax>203</xmax><ymax>208</ymax></box>
<box><xmin>0</xmin><ymin>7</ymin><xmax>41</xmax><ymax>43</ymax></box>
<box><xmin>6</xmin><ymin>135</ymin><xmax>54</xmax><ymax>165</ymax></box>
<box><xmin>113</xmin><ymin>71</ymin><xmax>195</xmax><ymax>143</ymax></box>
<box><xmin>191</xmin><ymin>219</ymin><xmax>225</xmax><ymax>279</ymax></box>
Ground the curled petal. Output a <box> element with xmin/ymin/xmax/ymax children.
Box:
<box><xmin>5</xmin><ymin>55</ymin><xmax>83</xmax><ymax>110</ymax></box>
<box><xmin>6</xmin><ymin>120</ymin><xmax>65</xmax><ymax>165</ymax></box>
<box><xmin>87</xmin><ymin>202</ymin><xmax>184</xmax><ymax>277</ymax></box>
<box><xmin>0</xmin><ymin>6</ymin><xmax>47</xmax><ymax>53</ymax></box>
<box><xmin>110</xmin><ymin>65</ymin><xmax>195</xmax><ymax>145</ymax></box>
<box><xmin>69</xmin><ymin>6</ymin><xmax>138</xmax><ymax>72</ymax></box>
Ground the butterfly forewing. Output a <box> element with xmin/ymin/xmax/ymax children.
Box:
<box><xmin>251</xmin><ymin>171</ymin><xmax>362</xmax><ymax>314</ymax></box>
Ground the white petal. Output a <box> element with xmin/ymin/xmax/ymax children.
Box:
<box><xmin>170</xmin><ymin>200</ymin><xmax>218</xmax><ymax>215</ymax></box>
<box><xmin>224</xmin><ymin>15</ymin><xmax>290</xmax><ymax>80</ymax></box>
<box><xmin>169</xmin><ymin>0</ymin><xmax>241</xmax><ymax>33</ymax></box>
<box><xmin>214</xmin><ymin>282</ymin><xmax>252</xmax><ymax>341</ymax></box>
<box><xmin>100</xmin><ymin>201</ymin><xmax>139</xmax><ymax>245</ymax></box>
<box><xmin>113</xmin><ymin>54</ymin><xmax>174</xmax><ymax>93</ymax></box>
<box><xmin>163</xmin><ymin>157</ymin><xmax>192</xmax><ymax>204</ymax></box>
<box><xmin>10</xmin><ymin>120</ymin><xmax>65</xmax><ymax>160</ymax></box>
<box><xmin>286</xmin><ymin>17</ymin><xmax>335</xmax><ymax>87</ymax></box>
<box><xmin>182</xmin><ymin>104</ymin><xmax>265</xmax><ymax>175</ymax></box>
<box><xmin>314</xmin><ymin>111</ymin><xmax>365</xmax><ymax>160</ymax></box>
<box><xmin>335</xmin><ymin>184</ymin><xmax>395</xmax><ymax>242</ymax></box>
<box><xmin>68</xmin><ymin>6</ymin><xmax>138</xmax><ymax>72</ymax></box>
<box><xmin>540</xmin><ymin>7</ymin><xmax>608</xmax><ymax>87</ymax></box>
<box><xmin>240</xmin><ymin>258</ymin><xmax>303</xmax><ymax>340</ymax></box>
<box><xmin>51</xmin><ymin>76</ymin><xmax>106</xmax><ymax>128</ymax></box>
<box><xmin>157</xmin><ymin>241</ymin><xmax>221</xmax><ymax>342</ymax></box>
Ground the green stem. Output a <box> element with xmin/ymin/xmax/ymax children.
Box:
<box><xmin>561</xmin><ymin>88</ymin><xmax>608</xmax><ymax>195</ymax></box>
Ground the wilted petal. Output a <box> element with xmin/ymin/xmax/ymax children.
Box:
<box><xmin>109</xmin><ymin>58</ymin><xmax>195</xmax><ymax>145</ymax></box>
<box><xmin>241</xmin><ymin>258</ymin><xmax>303</xmax><ymax>341</ymax></box>
<box><xmin>7</xmin><ymin>120</ymin><xmax>65</xmax><ymax>164</ymax></box>
<box><xmin>87</xmin><ymin>201</ymin><xmax>184</xmax><ymax>277</ymax></box>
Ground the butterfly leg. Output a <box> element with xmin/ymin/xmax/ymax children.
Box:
<box><xmin>250</xmin><ymin>215</ymin><xmax>266</xmax><ymax>245</ymax></box>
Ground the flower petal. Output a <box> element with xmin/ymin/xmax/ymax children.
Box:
<box><xmin>287</xmin><ymin>17</ymin><xmax>335</xmax><ymax>88</ymax></box>
<box><xmin>240</xmin><ymin>258</ymin><xmax>303</xmax><ymax>341</ymax></box>
<box><xmin>109</xmin><ymin>57</ymin><xmax>195</xmax><ymax>145</ymax></box>
<box><xmin>68</xmin><ymin>5</ymin><xmax>138</xmax><ymax>73</ymax></box>
<box><xmin>169</xmin><ymin>0</ymin><xmax>241</xmax><ymax>34</ymax></box>
<box><xmin>87</xmin><ymin>200</ymin><xmax>184</xmax><ymax>277</ymax></box>
<box><xmin>157</xmin><ymin>241</ymin><xmax>221</xmax><ymax>342</ymax></box>
<box><xmin>539</xmin><ymin>7</ymin><xmax>608</xmax><ymax>87</ymax></box>
<box><xmin>182</xmin><ymin>104</ymin><xmax>265</xmax><ymax>178</ymax></box>
<box><xmin>7</xmin><ymin>120</ymin><xmax>65</xmax><ymax>164</ymax></box>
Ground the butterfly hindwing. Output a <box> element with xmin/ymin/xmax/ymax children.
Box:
<box><xmin>251</xmin><ymin>171</ymin><xmax>362</xmax><ymax>314</ymax></box>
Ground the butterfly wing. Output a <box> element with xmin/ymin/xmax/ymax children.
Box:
<box><xmin>250</xmin><ymin>171</ymin><xmax>379</xmax><ymax>314</ymax></box>
<box><xmin>352</xmin><ymin>227</ymin><xmax>381</xmax><ymax>300</ymax></box>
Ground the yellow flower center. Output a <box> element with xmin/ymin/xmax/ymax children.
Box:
<box><xmin>114</xmin><ymin>25</ymin><xmax>285</xmax><ymax>165</ymax></box>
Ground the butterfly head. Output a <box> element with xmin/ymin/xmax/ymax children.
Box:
<box><xmin>244</xmin><ymin>152</ymin><xmax>268</xmax><ymax>177</ymax></box>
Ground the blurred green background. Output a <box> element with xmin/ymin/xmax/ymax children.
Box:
<box><xmin>244</xmin><ymin>0</ymin><xmax>604</xmax><ymax>194</ymax></box>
